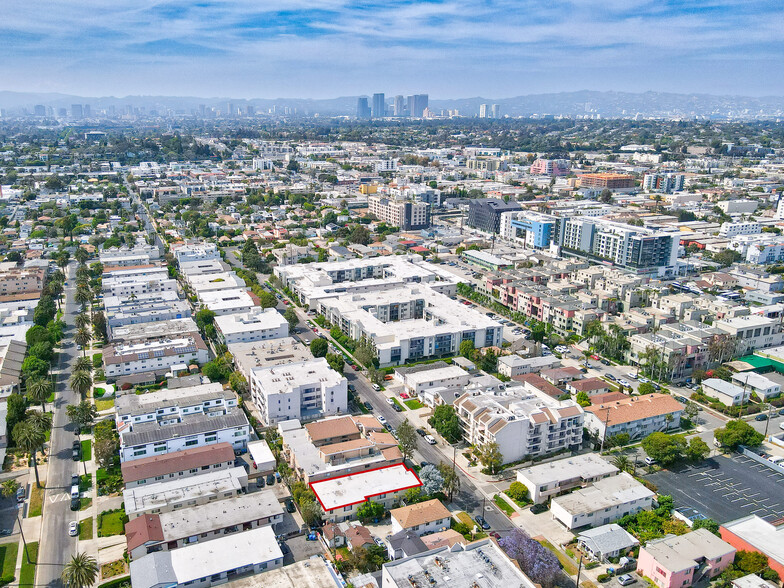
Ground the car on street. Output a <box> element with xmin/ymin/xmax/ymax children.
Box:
<box><xmin>0</xmin><ymin>529</ymin><xmax>11</xmax><ymax>537</ymax></box>
<box><xmin>16</xmin><ymin>487</ymin><xmax>25</xmax><ymax>503</ymax></box>
<box><xmin>416</xmin><ymin>428</ymin><xmax>427</xmax><ymax>437</ymax></box>
<box><xmin>605</xmin><ymin>373</ymin><xmax>616</xmax><ymax>381</ymax></box>
<box><xmin>644</xmin><ymin>457</ymin><xmax>657</xmax><ymax>466</ymax></box>
<box><xmin>392</xmin><ymin>403</ymin><xmax>402</xmax><ymax>412</ymax></box>
<box><xmin>352</xmin><ymin>365</ymin><xmax>359</xmax><ymax>371</ymax></box>
<box><xmin>474</xmin><ymin>516</ymin><xmax>490</xmax><ymax>530</ymax></box>
<box><xmin>424</xmin><ymin>434</ymin><xmax>437</xmax><ymax>445</ymax></box>
<box><xmin>676</xmin><ymin>396</ymin><xmax>688</xmax><ymax>403</ymax></box>
<box><xmin>601</xmin><ymin>359</ymin><xmax>611</xmax><ymax>366</ymax></box>
<box><xmin>627</xmin><ymin>372</ymin><xmax>638</xmax><ymax>380</ymax></box>
<box><xmin>387</xmin><ymin>398</ymin><xmax>395</xmax><ymax>406</ymax></box>
<box><xmin>372</xmin><ymin>383</ymin><xmax>381</xmax><ymax>391</ymax></box>
<box><xmin>363</xmin><ymin>401</ymin><xmax>373</xmax><ymax>411</ymax></box>
<box><xmin>69</xmin><ymin>521</ymin><xmax>78</xmax><ymax>537</ymax></box>
<box><xmin>71</xmin><ymin>475</ymin><xmax>80</xmax><ymax>487</ymax></box>
<box><xmin>377</xmin><ymin>415</ymin><xmax>387</xmax><ymax>425</ymax></box>
<box><xmin>755</xmin><ymin>414</ymin><xmax>768</xmax><ymax>421</ymax></box>
<box><xmin>618</xmin><ymin>379</ymin><xmax>631</xmax><ymax>387</ymax></box>
<box><xmin>638</xmin><ymin>376</ymin><xmax>650</xmax><ymax>384</ymax></box>
<box><xmin>617</xmin><ymin>575</ymin><xmax>636</xmax><ymax>586</ymax></box>
<box><xmin>779</xmin><ymin>408</ymin><xmax>784</xmax><ymax>416</ymax></box>
<box><xmin>72</xmin><ymin>441</ymin><xmax>81</xmax><ymax>461</ymax></box>
<box><xmin>70</xmin><ymin>497</ymin><xmax>80</xmax><ymax>511</ymax></box>
<box><xmin>266</xmin><ymin>474</ymin><xmax>276</xmax><ymax>486</ymax></box>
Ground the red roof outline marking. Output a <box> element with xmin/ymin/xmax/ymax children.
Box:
<box><xmin>309</xmin><ymin>463</ymin><xmax>422</xmax><ymax>512</ymax></box>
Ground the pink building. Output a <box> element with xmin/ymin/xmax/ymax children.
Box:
<box><xmin>530</xmin><ymin>159</ymin><xmax>570</xmax><ymax>176</ymax></box>
<box><xmin>637</xmin><ymin>529</ymin><xmax>735</xmax><ymax>588</ymax></box>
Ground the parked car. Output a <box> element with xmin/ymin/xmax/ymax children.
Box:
<box><xmin>258</xmin><ymin>477</ymin><xmax>266</xmax><ymax>488</ymax></box>
<box><xmin>617</xmin><ymin>575</ymin><xmax>636</xmax><ymax>586</ymax></box>
<box><xmin>306</xmin><ymin>532</ymin><xmax>318</xmax><ymax>541</ymax></box>
<box><xmin>386</xmin><ymin>398</ymin><xmax>395</xmax><ymax>406</ymax></box>
<box><xmin>424</xmin><ymin>434</ymin><xmax>437</xmax><ymax>445</ymax></box>
<box><xmin>70</xmin><ymin>497</ymin><xmax>80</xmax><ymax>511</ymax></box>
<box><xmin>16</xmin><ymin>487</ymin><xmax>25</xmax><ymax>503</ymax></box>
<box><xmin>285</xmin><ymin>498</ymin><xmax>296</xmax><ymax>513</ymax></box>
<box><xmin>638</xmin><ymin>376</ymin><xmax>650</xmax><ymax>384</ymax></box>
<box><xmin>364</xmin><ymin>401</ymin><xmax>373</xmax><ymax>411</ymax></box>
<box><xmin>416</xmin><ymin>428</ymin><xmax>427</xmax><ymax>437</ymax></box>
<box><xmin>392</xmin><ymin>403</ymin><xmax>403</xmax><ymax>412</ymax></box>
<box><xmin>605</xmin><ymin>373</ymin><xmax>616</xmax><ymax>381</ymax></box>
<box><xmin>644</xmin><ymin>457</ymin><xmax>657</xmax><ymax>466</ymax></box>
<box><xmin>627</xmin><ymin>372</ymin><xmax>638</xmax><ymax>380</ymax></box>
<box><xmin>266</xmin><ymin>474</ymin><xmax>276</xmax><ymax>486</ymax></box>
<box><xmin>0</xmin><ymin>529</ymin><xmax>11</xmax><ymax>537</ymax></box>
<box><xmin>755</xmin><ymin>414</ymin><xmax>768</xmax><ymax>421</ymax></box>
<box><xmin>71</xmin><ymin>475</ymin><xmax>80</xmax><ymax>487</ymax></box>
<box><xmin>377</xmin><ymin>415</ymin><xmax>387</xmax><ymax>425</ymax></box>
<box><xmin>475</xmin><ymin>516</ymin><xmax>490</xmax><ymax>530</ymax></box>
<box><xmin>372</xmin><ymin>383</ymin><xmax>381</xmax><ymax>391</ymax></box>
<box><xmin>373</xmin><ymin>537</ymin><xmax>386</xmax><ymax>550</ymax></box>
<box><xmin>69</xmin><ymin>521</ymin><xmax>78</xmax><ymax>537</ymax></box>
<box><xmin>601</xmin><ymin>359</ymin><xmax>611</xmax><ymax>366</ymax></box>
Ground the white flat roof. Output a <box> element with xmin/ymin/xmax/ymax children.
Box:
<box><xmin>310</xmin><ymin>464</ymin><xmax>421</xmax><ymax>511</ymax></box>
<box><xmin>215</xmin><ymin>307</ymin><xmax>287</xmax><ymax>335</ymax></box>
<box><xmin>551</xmin><ymin>472</ymin><xmax>653</xmax><ymax>516</ymax></box>
<box><xmin>517</xmin><ymin>454</ymin><xmax>618</xmax><ymax>486</ymax></box>
<box><xmin>247</xmin><ymin>440</ymin><xmax>276</xmax><ymax>468</ymax></box>
<box><xmin>722</xmin><ymin>515</ymin><xmax>784</xmax><ymax>566</ymax></box>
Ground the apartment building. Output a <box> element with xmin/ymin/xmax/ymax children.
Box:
<box><xmin>214</xmin><ymin>307</ymin><xmax>288</xmax><ymax>345</ymax></box>
<box><xmin>497</xmin><ymin>355</ymin><xmax>561</xmax><ymax>378</ymax></box>
<box><xmin>731</xmin><ymin>372</ymin><xmax>781</xmax><ymax>400</ymax></box>
<box><xmin>102</xmin><ymin>267</ymin><xmax>177</xmax><ymax>297</ymax></box>
<box><xmin>467</xmin><ymin>198</ymin><xmax>521</xmax><ymax>234</ymax></box>
<box><xmin>719</xmin><ymin>221</ymin><xmax>761</xmax><ymax>238</ymax></box>
<box><xmin>250</xmin><ymin>358</ymin><xmax>348</xmax><ymax>426</ymax></box>
<box><xmin>103</xmin><ymin>334</ymin><xmax>209</xmax><ymax>380</ymax></box>
<box><xmin>453</xmin><ymin>390</ymin><xmax>583</xmax><ymax>463</ymax></box>
<box><xmin>530</xmin><ymin>158</ymin><xmax>570</xmax><ymax>176</ymax></box>
<box><xmin>198</xmin><ymin>288</ymin><xmax>257</xmax><ymax>316</ymax></box>
<box><xmin>368</xmin><ymin>195</ymin><xmax>431</xmax><ymax>230</ymax></box>
<box><xmin>499</xmin><ymin>210</ymin><xmax>557</xmax><ymax>249</ymax></box>
<box><xmin>0</xmin><ymin>267</ymin><xmax>44</xmax><ymax>296</ymax></box>
<box><xmin>715</xmin><ymin>314</ymin><xmax>783</xmax><ymax>355</ymax></box>
<box><xmin>390</xmin><ymin>500</ymin><xmax>452</xmax><ymax>537</ymax></box>
<box><xmin>584</xmin><ymin>394</ymin><xmax>684</xmax><ymax>442</ymax></box>
<box><xmin>701</xmin><ymin>379</ymin><xmax>751</xmax><ymax>406</ymax></box>
<box><xmin>579</xmin><ymin>173</ymin><xmax>635</xmax><ymax>191</ymax></box>
<box><xmin>642</xmin><ymin>173</ymin><xmax>685</xmax><ymax>193</ymax></box>
<box><xmin>172</xmin><ymin>242</ymin><xmax>220</xmax><ymax>264</ymax></box>
<box><xmin>104</xmin><ymin>291</ymin><xmax>191</xmax><ymax>330</ymax></box>
<box><xmin>185</xmin><ymin>271</ymin><xmax>246</xmax><ymax>293</ymax></box>
<box><xmin>398</xmin><ymin>364</ymin><xmax>470</xmax><ymax>406</ymax></box>
<box><xmin>517</xmin><ymin>454</ymin><xmax>619</xmax><ymax>504</ymax></box>
<box><xmin>121</xmin><ymin>443</ymin><xmax>236</xmax><ymax>489</ymax></box>
<box><xmin>550</xmin><ymin>472</ymin><xmax>654</xmax><ymax>530</ymax></box>
<box><xmin>109</xmin><ymin>318</ymin><xmax>199</xmax><ymax>344</ymax></box>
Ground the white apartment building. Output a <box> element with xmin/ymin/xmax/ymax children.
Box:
<box><xmin>115</xmin><ymin>382</ymin><xmax>236</xmax><ymax>426</ymax></box>
<box><xmin>399</xmin><ymin>365</ymin><xmax>470</xmax><ymax>399</ymax></box>
<box><xmin>214</xmin><ymin>307</ymin><xmax>288</xmax><ymax>345</ymax></box>
<box><xmin>715</xmin><ymin>314</ymin><xmax>783</xmax><ymax>355</ymax></box>
<box><xmin>731</xmin><ymin>372</ymin><xmax>781</xmax><ymax>400</ymax></box>
<box><xmin>102</xmin><ymin>268</ymin><xmax>177</xmax><ymax>297</ymax></box>
<box><xmin>367</xmin><ymin>195</ymin><xmax>431</xmax><ymax>230</ymax></box>
<box><xmin>701</xmin><ymin>379</ymin><xmax>751</xmax><ymax>406</ymax></box>
<box><xmin>550</xmin><ymin>472</ymin><xmax>654</xmax><ymax>530</ymax></box>
<box><xmin>453</xmin><ymin>390</ymin><xmax>584</xmax><ymax>463</ymax></box>
<box><xmin>172</xmin><ymin>242</ymin><xmax>220</xmax><ymax>264</ymax></box>
<box><xmin>250</xmin><ymin>358</ymin><xmax>348</xmax><ymax>426</ymax></box>
<box><xmin>517</xmin><ymin>454</ymin><xmax>619</xmax><ymax>504</ymax></box>
<box><xmin>186</xmin><ymin>271</ymin><xmax>246</xmax><ymax>293</ymax></box>
<box><xmin>198</xmin><ymin>289</ymin><xmax>257</xmax><ymax>316</ymax></box>
<box><xmin>103</xmin><ymin>335</ymin><xmax>210</xmax><ymax>380</ymax></box>
<box><xmin>719</xmin><ymin>221</ymin><xmax>761</xmax><ymax>238</ymax></box>
<box><xmin>497</xmin><ymin>355</ymin><xmax>561</xmax><ymax>378</ymax></box>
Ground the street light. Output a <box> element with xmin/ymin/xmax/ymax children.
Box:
<box><xmin>16</xmin><ymin>504</ymin><xmax>31</xmax><ymax>564</ymax></box>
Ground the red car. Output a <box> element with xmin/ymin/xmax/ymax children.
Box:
<box><xmin>352</xmin><ymin>365</ymin><xmax>359</xmax><ymax>371</ymax></box>
<box><xmin>283</xmin><ymin>300</ymin><xmax>289</xmax><ymax>305</ymax></box>
<box><xmin>591</xmin><ymin>354</ymin><xmax>600</xmax><ymax>360</ymax></box>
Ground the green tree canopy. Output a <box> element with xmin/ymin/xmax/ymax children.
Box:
<box><xmin>641</xmin><ymin>432</ymin><xmax>685</xmax><ymax>465</ymax></box>
<box><xmin>714</xmin><ymin>419</ymin><xmax>764</xmax><ymax>449</ymax></box>
<box><xmin>428</xmin><ymin>405</ymin><xmax>462</xmax><ymax>443</ymax></box>
<box><xmin>310</xmin><ymin>338</ymin><xmax>328</xmax><ymax>358</ymax></box>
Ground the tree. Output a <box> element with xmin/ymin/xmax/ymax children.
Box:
<box><xmin>353</xmin><ymin>341</ymin><xmax>375</xmax><ymax>367</ymax></box>
<box><xmin>734</xmin><ymin>551</ymin><xmax>771</xmax><ymax>576</ymax></box>
<box><xmin>33</xmin><ymin>296</ymin><xmax>56</xmax><ymax>326</ymax></box>
<box><xmin>74</xmin><ymin>356</ymin><xmax>93</xmax><ymax>373</ymax></box>
<box><xmin>14</xmin><ymin>419</ymin><xmax>46</xmax><ymax>487</ymax></box>
<box><xmin>641</xmin><ymin>432</ymin><xmax>685</xmax><ymax>465</ymax></box>
<box><xmin>428</xmin><ymin>405</ymin><xmax>462</xmax><ymax>443</ymax></box>
<box><xmin>74</xmin><ymin>313</ymin><xmax>91</xmax><ymax>330</ymax></box>
<box><xmin>195</xmin><ymin>308</ymin><xmax>216</xmax><ymax>332</ymax></box>
<box><xmin>258</xmin><ymin>291</ymin><xmax>277</xmax><ymax>308</ymax></box>
<box><xmin>714</xmin><ymin>419</ymin><xmax>764</xmax><ymax>449</ymax></box>
<box><xmin>692</xmin><ymin>518</ymin><xmax>720</xmax><ymax>535</ymax></box>
<box><xmin>356</xmin><ymin>500</ymin><xmax>385</xmax><ymax>523</ymax></box>
<box><xmin>299</xmin><ymin>498</ymin><xmax>322</xmax><ymax>527</ymax></box>
<box><xmin>477</xmin><ymin>441</ymin><xmax>503</xmax><ymax>474</ymax></box>
<box><xmin>58</xmin><ymin>214</ymin><xmax>79</xmax><ymax>242</ymax></box>
<box><xmin>638</xmin><ymin>382</ymin><xmax>656</xmax><ymax>395</ymax></box>
<box><xmin>499</xmin><ymin>529</ymin><xmax>561</xmax><ymax>588</ymax></box>
<box><xmin>74</xmin><ymin>327</ymin><xmax>92</xmax><ymax>355</ymax></box>
<box><xmin>396</xmin><ymin>419</ymin><xmax>417</xmax><ymax>461</ymax></box>
<box><xmin>94</xmin><ymin>437</ymin><xmax>118</xmax><ymax>469</ymax></box>
<box><xmin>91</xmin><ymin>311</ymin><xmax>107</xmax><ymax>341</ymax></box>
<box><xmin>310</xmin><ymin>338</ymin><xmax>328</xmax><ymax>358</ymax></box>
<box><xmin>686</xmin><ymin>437</ymin><xmax>710</xmax><ymax>461</ymax></box>
<box><xmin>575</xmin><ymin>391</ymin><xmax>591</xmax><ymax>407</ymax></box>
<box><xmin>459</xmin><ymin>339</ymin><xmax>475</xmax><ymax>358</ymax></box>
<box><xmin>69</xmin><ymin>370</ymin><xmax>93</xmax><ymax>397</ymax></box>
<box><xmin>348</xmin><ymin>225</ymin><xmax>371</xmax><ymax>245</ymax></box>
<box><xmin>0</xmin><ymin>479</ymin><xmax>19</xmax><ymax>499</ymax></box>
<box><xmin>6</xmin><ymin>393</ymin><xmax>27</xmax><ymax>445</ymax></box>
<box><xmin>506</xmin><ymin>481</ymin><xmax>529</xmax><ymax>502</ymax></box>
<box><xmin>26</xmin><ymin>378</ymin><xmax>53</xmax><ymax>411</ymax></box>
<box><xmin>22</xmin><ymin>356</ymin><xmax>49</xmax><ymax>381</ymax></box>
<box><xmin>66</xmin><ymin>402</ymin><xmax>98</xmax><ymax>433</ymax></box>
<box><xmin>26</xmin><ymin>325</ymin><xmax>53</xmax><ymax>347</ymax></box>
<box><xmin>683</xmin><ymin>401</ymin><xmax>699</xmax><ymax>422</ymax></box>
<box><xmin>28</xmin><ymin>341</ymin><xmax>54</xmax><ymax>363</ymax></box>
<box><xmin>419</xmin><ymin>465</ymin><xmax>444</xmax><ymax>495</ymax></box>
<box><xmin>611</xmin><ymin>453</ymin><xmax>631</xmax><ymax>473</ymax></box>
<box><xmin>325</xmin><ymin>353</ymin><xmax>345</xmax><ymax>374</ymax></box>
<box><xmin>284</xmin><ymin>306</ymin><xmax>298</xmax><ymax>333</ymax></box>
<box><xmin>229</xmin><ymin>371</ymin><xmax>248</xmax><ymax>395</ymax></box>
<box><xmin>75</xmin><ymin>285</ymin><xmax>92</xmax><ymax>309</ymax></box>
<box><xmin>74</xmin><ymin>247</ymin><xmax>89</xmax><ymax>265</ymax></box>
<box><xmin>61</xmin><ymin>552</ymin><xmax>99</xmax><ymax>588</ymax></box>
<box><xmin>438</xmin><ymin>462</ymin><xmax>461</xmax><ymax>501</ymax></box>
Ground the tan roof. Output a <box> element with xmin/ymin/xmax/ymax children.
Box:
<box><xmin>351</xmin><ymin>415</ymin><xmax>385</xmax><ymax>431</ymax></box>
<box><xmin>304</xmin><ymin>416</ymin><xmax>359</xmax><ymax>442</ymax></box>
<box><xmin>586</xmin><ymin>393</ymin><xmax>684</xmax><ymax>427</ymax></box>
<box><xmin>391</xmin><ymin>499</ymin><xmax>451</xmax><ymax>530</ymax></box>
<box><xmin>421</xmin><ymin>529</ymin><xmax>465</xmax><ymax>550</ymax></box>
<box><xmin>513</xmin><ymin>373</ymin><xmax>564</xmax><ymax>398</ymax></box>
<box><xmin>590</xmin><ymin>392</ymin><xmax>628</xmax><ymax>405</ymax></box>
<box><xmin>570</xmin><ymin>378</ymin><xmax>610</xmax><ymax>392</ymax></box>
<box><xmin>381</xmin><ymin>446</ymin><xmax>404</xmax><ymax>461</ymax></box>
<box><xmin>366</xmin><ymin>431</ymin><xmax>398</xmax><ymax>447</ymax></box>
<box><xmin>120</xmin><ymin>442</ymin><xmax>235</xmax><ymax>483</ymax></box>
<box><xmin>318</xmin><ymin>438</ymin><xmax>373</xmax><ymax>456</ymax></box>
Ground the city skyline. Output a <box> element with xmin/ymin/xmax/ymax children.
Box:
<box><xmin>2</xmin><ymin>1</ymin><xmax>783</xmax><ymax>97</ymax></box>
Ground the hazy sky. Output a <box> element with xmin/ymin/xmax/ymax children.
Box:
<box><xmin>3</xmin><ymin>0</ymin><xmax>783</xmax><ymax>98</ymax></box>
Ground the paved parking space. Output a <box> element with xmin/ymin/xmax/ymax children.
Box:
<box><xmin>646</xmin><ymin>454</ymin><xmax>784</xmax><ymax>524</ymax></box>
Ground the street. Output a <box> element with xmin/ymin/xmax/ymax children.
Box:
<box><xmin>38</xmin><ymin>262</ymin><xmax>81</xmax><ymax>587</ymax></box>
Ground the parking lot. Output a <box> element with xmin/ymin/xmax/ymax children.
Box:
<box><xmin>647</xmin><ymin>454</ymin><xmax>784</xmax><ymax>524</ymax></box>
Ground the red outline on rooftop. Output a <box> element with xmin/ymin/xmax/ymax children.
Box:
<box><xmin>309</xmin><ymin>463</ymin><xmax>422</xmax><ymax>512</ymax></box>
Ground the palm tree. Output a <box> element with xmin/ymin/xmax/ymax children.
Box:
<box><xmin>61</xmin><ymin>552</ymin><xmax>99</xmax><ymax>588</ymax></box>
<box><xmin>56</xmin><ymin>252</ymin><xmax>70</xmax><ymax>272</ymax></box>
<box><xmin>74</xmin><ymin>357</ymin><xmax>93</xmax><ymax>373</ymax></box>
<box><xmin>75</xmin><ymin>286</ymin><xmax>92</xmax><ymax>310</ymax></box>
<box><xmin>74</xmin><ymin>327</ymin><xmax>91</xmax><ymax>356</ymax></box>
<box><xmin>611</xmin><ymin>453</ymin><xmax>630</xmax><ymax>473</ymax></box>
<box><xmin>0</xmin><ymin>479</ymin><xmax>19</xmax><ymax>499</ymax></box>
<box><xmin>25</xmin><ymin>378</ymin><xmax>53</xmax><ymax>412</ymax></box>
<box><xmin>48</xmin><ymin>280</ymin><xmax>64</xmax><ymax>310</ymax></box>
<box><xmin>13</xmin><ymin>420</ymin><xmax>46</xmax><ymax>487</ymax></box>
<box><xmin>50</xmin><ymin>269</ymin><xmax>65</xmax><ymax>284</ymax></box>
<box><xmin>76</xmin><ymin>265</ymin><xmax>90</xmax><ymax>283</ymax></box>
<box><xmin>69</xmin><ymin>370</ymin><xmax>92</xmax><ymax>397</ymax></box>
<box><xmin>75</xmin><ymin>313</ymin><xmax>90</xmax><ymax>330</ymax></box>
<box><xmin>74</xmin><ymin>247</ymin><xmax>89</xmax><ymax>265</ymax></box>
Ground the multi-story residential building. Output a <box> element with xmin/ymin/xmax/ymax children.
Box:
<box><xmin>367</xmin><ymin>195</ymin><xmax>431</xmax><ymax>230</ymax></box>
<box><xmin>125</xmin><ymin>491</ymin><xmax>284</xmax><ymax>560</ymax></box>
<box><xmin>731</xmin><ymin>234</ymin><xmax>784</xmax><ymax>265</ymax></box>
<box><xmin>129</xmin><ymin>524</ymin><xmax>283</xmax><ymax>588</ymax></box>
<box><xmin>172</xmin><ymin>242</ymin><xmax>220</xmax><ymax>264</ymax></box>
<box><xmin>717</xmin><ymin>200</ymin><xmax>758</xmax><ymax>214</ymax></box>
<box><xmin>701</xmin><ymin>379</ymin><xmax>751</xmax><ymax>406</ymax></box>
<box><xmin>121</xmin><ymin>443</ymin><xmax>236</xmax><ymax>489</ymax></box>
<box><xmin>104</xmin><ymin>292</ymin><xmax>192</xmax><ymax>332</ymax></box>
<box><xmin>250</xmin><ymin>358</ymin><xmax>347</xmax><ymax>426</ymax></box>
<box><xmin>453</xmin><ymin>390</ymin><xmax>583</xmax><ymax>463</ymax></box>
<box><xmin>637</xmin><ymin>530</ymin><xmax>736</xmax><ymax>588</ymax></box>
<box><xmin>583</xmin><ymin>394</ymin><xmax>684</xmax><ymax>442</ymax></box>
<box><xmin>642</xmin><ymin>173</ymin><xmax>685</xmax><ymax>193</ymax></box>
<box><xmin>390</xmin><ymin>500</ymin><xmax>452</xmax><ymax>537</ymax></box>
<box><xmin>720</xmin><ymin>516</ymin><xmax>784</xmax><ymax>579</ymax></box>
<box><xmin>550</xmin><ymin>472</ymin><xmax>654</xmax><ymax>529</ymax></box>
<box><xmin>214</xmin><ymin>307</ymin><xmax>288</xmax><ymax>345</ymax></box>
<box><xmin>103</xmin><ymin>334</ymin><xmax>209</xmax><ymax>380</ymax></box>
<box><xmin>516</xmin><ymin>453</ymin><xmax>619</xmax><ymax>504</ymax></box>
<box><xmin>579</xmin><ymin>173</ymin><xmax>635</xmax><ymax>191</ymax></box>
<box><xmin>124</xmin><ymin>467</ymin><xmax>249</xmax><ymax>518</ymax></box>
<box><xmin>0</xmin><ymin>267</ymin><xmax>44</xmax><ymax>296</ymax></box>
<box><xmin>198</xmin><ymin>289</ymin><xmax>257</xmax><ymax>316</ymax></box>
<box><xmin>102</xmin><ymin>267</ymin><xmax>177</xmax><ymax>297</ymax></box>
<box><xmin>715</xmin><ymin>314</ymin><xmax>783</xmax><ymax>355</ymax></box>
<box><xmin>500</xmin><ymin>210</ymin><xmax>557</xmax><ymax>249</ymax></box>
<box><xmin>467</xmin><ymin>198</ymin><xmax>521</xmax><ymax>234</ymax></box>
<box><xmin>530</xmin><ymin>159</ymin><xmax>570</xmax><ymax>176</ymax></box>
<box><xmin>497</xmin><ymin>355</ymin><xmax>561</xmax><ymax>378</ymax></box>
<box><xmin>109</xmin><ymin>318</ymin><xmax>199</xmax><ymax>344</ymax></box>
<box><xmin>719</xmin><ymin>221</ymin><xmax>761</xmax><ymax>238</ymax></box>
<box><xmin>185</xmin><ymin>271</ymin><xmax>246</xmax><ymax>293</ymax></box>
<box><xmin>279</xmin><ymin>416</ymin><xmax>403</xmax><ymax>484</ymax></box>
<box><xmin>555</xmin><ymin>217</ymin><xmax>679</xmax><ymax>275</ymax></box>
<box><xmin>398</xmin><ymin>364</ymin><xmax>470</xmax><ymax>406</ymax></box>
<box><xmin>731</xmin><ymin>372</ymin><xmax>781</xmax><ymax>400</ymax></box>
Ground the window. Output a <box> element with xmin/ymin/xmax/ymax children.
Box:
<box><xmin>185</xmin><ymin>440</ymin><xmax>198</xmax><ymax>447</ymax></box>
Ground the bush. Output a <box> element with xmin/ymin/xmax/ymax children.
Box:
<box><xmin>506</xmin><ymin>481</ymin><xmax>529</xmax><ymax>503</ymax></box>
<box><xmin>598</xmin><ymin>574</ymin><xmax>612</xmax><ymax>583</ymax></box>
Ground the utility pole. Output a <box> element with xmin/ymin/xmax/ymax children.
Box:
<box><xmin>575</xmin><ymin>554</ymin><xmax>584</xmax><ymax>587</ymax></box>
<box><xmin>599</xmin><ymin>407</ymin><xmax>611</xmax><ymax>453</ymax></box>
<box><xmin>17</xmin><ymin>505</ymin><xmax>30</xmax><ymax>564</ymax></box>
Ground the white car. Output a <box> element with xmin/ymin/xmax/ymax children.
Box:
<box><xmin>377</xmin><ymin>415</ymin><xmax>387</xmax><ymax>425</ymax></box>
<box><xmin>424</xmin><ymin>435</ymin><xmax>437</xmax><ymax>445</ymax></box>
<box><xmin>386</xmin><ymin>398</ymin><xmax>395</xmax><ymax>406</ymax></box>
<box><xmin>627</xmin><ymin>372</ymin><xmax>638</xmax><ymax>380</ymax></box>
<box><xmin>638</xmin><ymin>377</ymin><xmax>650</xmax><ymax>384</ymax></box>
<box><xmin>68</xmin><ymin>521</ymin><xmax>78</xmax><ymax>537</ymax></box>
<box><xmin>618</xmin><ymin>379</ymin><xmax>631</xmax><ymax>388</ymax></box>
<box><xmin>372</xmin><ymin>383</ymin><xmax>381</xmax><ymax>391</ymax></box>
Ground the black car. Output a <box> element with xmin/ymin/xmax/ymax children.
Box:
<box><xmin>392</xmin><ymin>403</ymin><xmax>403</xmax><ymax>412</ymax></box>
<box><xmin>601</xmin><ymin>359</ymin><xmax>611</xmax><ymax>366</ymax></box>
<box><xmin>70</xmin><ymin>497</ymin><xmax>80</xmax><ymax>511</ymax></box>
<box><xmin>416</xmin><ymin>428</ymin><xmax>427</xmax><ymax>437</ymax></box>
<box><xmin>266</xmin><ymin>474</ymin><xmax>276</xmax><ymax>486</ymax></box>
<box><xmin>258</xmin><ymin>477</ymin><xmax>266</xmax><ymax>488</ymax></box>
<box><xmin>71</xmin><ymin>475</ymin><xmax>80</xmax><ymax>487</ymax></box>
<box><xmin>475</xmin><ymin>516</ymin><xmax>490</xmax><ymax>530</ymax></box>
<box><xmin>285</xmin><ymin>498</ymin><xmax>296</xmax><ymax>513</ymax></box>
<box><xmin>755</xmin><ymin>414</ymin><xmax>768</xmax><ymax>421</ymax></box>
<box><xmin>364</xmin><ymin>402</ymin><xmax>373</xmax><ymax>411</ymax></box>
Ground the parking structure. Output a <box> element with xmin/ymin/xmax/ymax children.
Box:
<box><xmin>646</xmin><ymin>454</ymin><xmax>784</xmax><ymax>524</ymax></box>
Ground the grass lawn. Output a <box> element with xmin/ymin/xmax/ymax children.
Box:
<box><xmin>404</xmin><ymin>399</ymin><xmax>424</xmax><ymax>410</ymax></box>
<box><xmin>81</xmin><ymin>440</ymin><xmax>92</xmax><ymax>461</ymax></box>
<box><xmin>98</xmin><ymin>577</ymin><xmax>130</xmax><ymax>588</ymax></box>
<box><xmin>391</xmin><ymin>398</ymin><xmax>406</xmax><ymax>411</ymax></box>
<box><xmin>80</xmin><ymin>474</ymin><xmax>93</xmax><ymax>491</ymax></box>
<box><xmin>95</xmin><ymin>398</ymin><xmax>115</xmax><ymax>411</ymax></box>
<box><xmin>493</xmin><ymin>494</ymin><xmax>515</xmax><ymax>516</ymax></box>
<box><xmin>94</xmin><ymin>387</ymin><xmax>106</xmax><ymax>397</ymax></box>
<box><xmin>0</xmin><ymin>541</ymin><xmax>19</xmax><ymax>580</ymax></box>
<box><xmin>28</xmin><ymin>483</ymin><xmax>44</xmax><ymax>518</ymax></box>
<box><xmin>19</xmin><ymin>541</ymin><xmax>38</xmax><ymax>588</ymax></box>
<box><xmin>356</xmin><ymin>401</ymin><xmax>369</xmax><ymax>414</ymax></box>
<box><xmin>79</xmin><ymin>497</ymin><xmax>93</xmax><ymax>511</ymax></box>
<box><xmin>79</xmin><ymin>517</ymin><xmax>93</xmax><ymax>540</ymax></box>
<box><xmin>98</xmin><ymin>510</ymin><xmax>127</xmax><ymax>537</ymax></box>
<box><xmin>100</xmin><ymin>559</ymin><xmax>126</xmax><ymax>580</ymax></box>
<box><xmin>538</xmin><ymin>538</ymin><xmax>578</xmax><ymax>575</ymax></box>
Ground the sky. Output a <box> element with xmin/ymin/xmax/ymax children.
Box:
<box><xmin>2</xmin><ymin>0</ymin><xmax>784</xmax><ymax>99</ymax></box>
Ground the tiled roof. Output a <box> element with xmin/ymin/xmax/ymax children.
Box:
<box><xmin>120</xmin><ymin>443</ymin><xmax>235</xmax><ymax>483</ymax></box>
<box><xmin>586</xmin><ymin>393</ymin><xmax>684</xmax><ymax>426</ymax></box>
<box><xmin>125</xmin><ymin>514</ymin><xmax>164</xmax><ymax>552</ymax></box>
<box><xmin>391</xmin><ymin>499</ymin><xmax>451</xmax><ymax>530</ymax></box>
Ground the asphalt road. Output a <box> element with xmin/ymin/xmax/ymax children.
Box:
<box><xmin>38</xmin><ymin>262</ymin><xmax>81</xmax><ymax>587</ymax></box>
